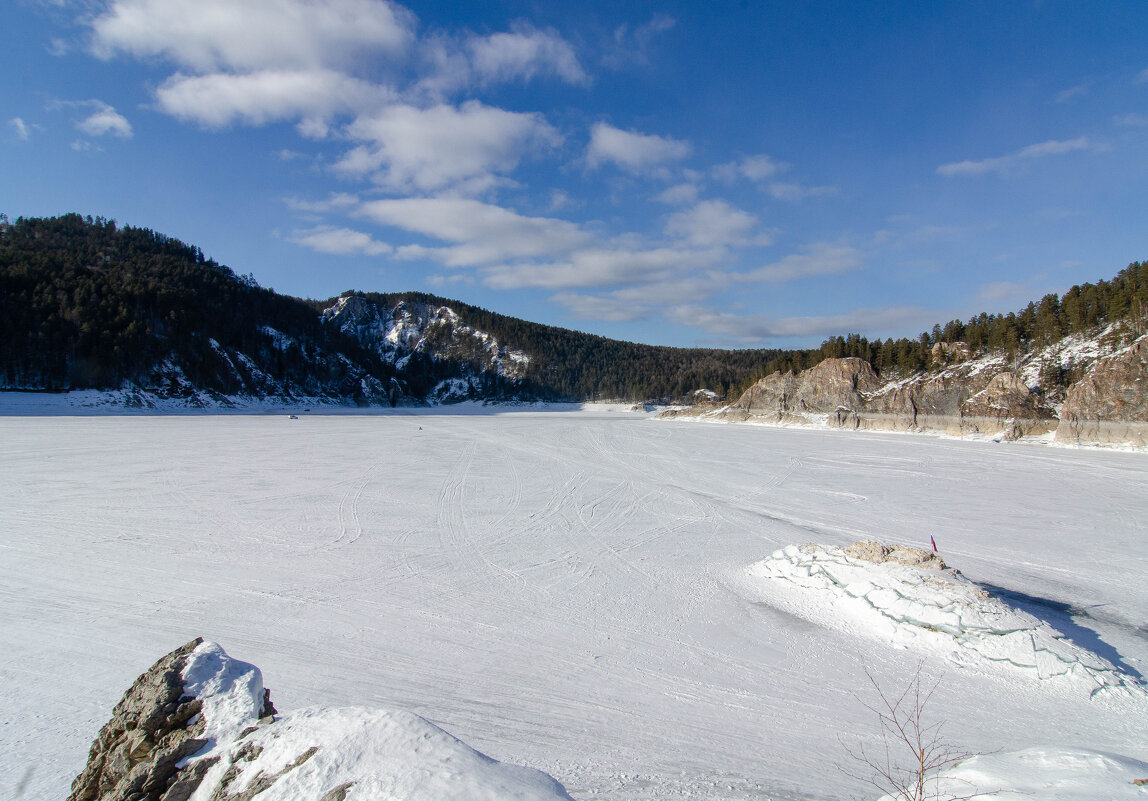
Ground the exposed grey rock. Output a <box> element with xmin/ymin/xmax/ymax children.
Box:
<box><xmin>843</xmin><ymin>540</ymin><xmax>947</xmax><ymax>571</ymax></box>
<box><xmin>678</xmin><ymin>355</ymin><xmax>1066</xmax><ymax>442</ymax></box>
<box><xmin>733</xmin><ymin>357</ymin><xmax>883</xmax><ymax>420</ymax></box>
<box><xmin>68</xmin><ymin>638</ymin><xmax>207</xmax><ymax>801</ymax></box>
<box><xmin>319</xmin><ymin>782</ymin><xmax>356</xmax><ymax>801</ymax></box>
<box><xmin>1056</xmin><ymin>335</ymin><xmax>1148</xmax><ymax>446</ymax></box>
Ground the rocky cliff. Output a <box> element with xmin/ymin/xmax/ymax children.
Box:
<box><xmin>1055</xmin><ymin>336</ymin><xmax>1148</xmax><ymax>447</ymax></box>
<box><xmin>662</xmin><ymin>332</ymin><xmax>1148</xmax><ymax>447</ymax></box>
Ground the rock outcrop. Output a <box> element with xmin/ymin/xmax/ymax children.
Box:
<box><xmin>1056</xmin><ymin>335</ymin><xmax>1148</xmax><ymax>447</ymax></box>
<box><xmin>661</xmin><ymin>331</ymin><xmax>1148</xmax><ymax>446</ymax></box>
<box><xmin>730</xmin><ymin>357</ymin><xmax>883</xmax><ymax>422</ymax></box>
<box><xmin>70</xmin><ymin>640</ymin><xmax>573</xmax><ymax>801</ymax></box>
<box><xmin>68</xmin><ymin>638</ymin><xmax>210</xmax><ymax>801</ymax></box>
<box><xmin>705</xmin><ymin>356</ymin><xmax>1058</xmax><ymax>440</ymax></box>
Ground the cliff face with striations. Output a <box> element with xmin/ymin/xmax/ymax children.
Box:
<box><xmin>1055</xmin><ymin>335</ymin><xmax>1148</xmax><ymax>447</ymax></box>
<box><xmin>663</xmin><ymin>332</ymin><xmax>1148</xmax><ymax>447</ymax></box>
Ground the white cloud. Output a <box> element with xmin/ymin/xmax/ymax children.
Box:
<box><xmin>483</xmin><ymin>246</ymin><xmax>725</xmax><ymax>290</ymax></box>
<box><xmin>284</xmin><ymin>193</ymin><xmax>360</xmax><ymax>214</ymax></box>
<box><xmin>604</xmin><ymin>14</ymin><xmax>675</xmax><ymax>68</ymax></box>
<box><xmin>338</xmin><ymin>101</ymin><xmax>560</xmax><ymax>194</ymax></box>
<box><xmin>550</xmin><ymin>291</ymin><xmax>652</xmax><ymax>322</ymax></box>
<box><xmin>90</xmin><ymin>0</ymin><xmax>414</xmax><ymax>72</ymax></box>
<box><xmin>358</xmin><ymin>196</ymin><xmax>589</xmax><ymax>266</ymax></box>
<box><xmin>742</xmin><ymin>244</ymin><xmax>861</xmax><ymax>283</ymax></box>
<box><xmin>713</xmin><ymin>154</ymin><xmax>786</xmax><ymax>183</ymax></box>
<box><xmin>468</xmin><ymin>23</ymin><xmax>587</xmax><ymax>86</ymax></box>
<box><xmin>1114</xmin><ymin>113</ymin><xmax>1148</xmax><ymax>127</ymax></box>
<box><xmin>666</xmin><ymin>303</ymin><xmax>937</xmax><ymax>342</ymax></box>
<box><xmin>937</xmin><ymin>136</ymin><xmax>1095</xmax><ymax>176</ymax></box>
<box><xmin>974</xmin><ymin>280</ymin><xmax>1041</xmax><ymax>305</ymax></box>
<box><xmin>653</xmin><ymin>182</ymin><xmax>699</xmax><ymax>205</ymax></box>
<box><xmin>75</xmin><ymin>101</ymin><xmax>133</xmax><ymax>138</ymax></box>
<box><xmin>1136</xmin><ymin>67</ymin><xmax>1148</xmax><ymax>84</ymax></box>
<box><xmin>585</xmin><ymin>122</ymin><xmax>690</xmax><ymax>173</ymax></box>
<box><xmin>548</xmin><ymin>189</ymin><xmax>574</xmax><ymax>211</ymax></box>
<box><xmin>414</xmin><ymin>23</ymin><xmax>586</xmax><ymax>99</ymax></box>
<box><xmin>9</xmin><ymin>117</ymin><xmax>30</xmax><ymax>140</ymax></box>
<box><xmin>664</xmin><ymin>200</ymin><xmax>770</xmax><ymax>248</ymax></box>
<box><xmin>155</xmin><ymin>69</ymin><xmax>393</xmax><ymax>128</ymax></box>
<box><xmin>288</xmin><ymin>225</ymin><xmax>391</xmax><ymax>255</ymax></box>
<box><xmin>551</xmin><ymin>275</ymin><xmax>732</xmax><ymax>321</ymax></box>
<box><xmin>1054</xmin><ymin>84</ymin><xmax>1088</xmax><ymax>103</ymax></box>
<box><xmin>766</xmin><ymin>181</ymin><xmax>837</xmax><ymax>201</ymax></box>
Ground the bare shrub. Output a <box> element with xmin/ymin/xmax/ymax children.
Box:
<box><xmin>842</xmin><ymin>666</ymin><xmax>987</xmax><ymax>801</ymax></box>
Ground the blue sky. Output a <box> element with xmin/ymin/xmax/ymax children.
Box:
<box><xmin>4</xmin><ymin>1</ymin><xmax>1147</xmax><ymax>348</ymax></box>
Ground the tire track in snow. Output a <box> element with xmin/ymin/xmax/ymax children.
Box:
<box><xmin>436</xmin><ymin>439</ymin><xmax>527</xmax><ymax>590</ymax></box>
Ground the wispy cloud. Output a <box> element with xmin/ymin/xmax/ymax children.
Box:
<box><xmin>712</xmin><ymin>154</ymin><xmax>786</xmax><ymax>183</ymax></box>
<box><xmin>666</xmin><ymin>303</ymin><xmax>939</xmax><ymax>343</ymax></box>
<box><xmin>766</xmin><ymin>181</ymin><xmax>838</xmax><ymax>201</ymax></box>
<box><xmin>1114</xmin><ymin>112</ymin><xmax>1148</xmax><ymax>127</ymax></box>
<box><xmin>358</xmin><ymin>196</ymin><xmax>589</xmax><ymax>267</ymax></box>
<box><xmin>937</xmin><ymin>136</ymin><xmax>1096</xmax><ymax>176</ymax></box>
<box><xmin>973</xmin><ymin>278</ymin><xmax>1048</xmax><ymax>307</ymax></box>
<box><xmin>653</xmin><ymin>182</ymin><xmax>699</xmax><ymax>206</ymax></box>
<box><xmin>1053</xmin><ymin>84</ymin><xmax>1088</xmax><ymax>103</ymax></box>
<box><xmin>57</xmin><ymin>99</ymin><xmax>133</xmax><ymax>139</ymax></box>
<box><xmin>484</xmin><ymin>246</ymin><xmax>726</xmax><ymax>291</ymax></box>
<box><xmin>9</xmin><ymin>117</ymin><xmax>31</xmax><ymax>140</ymax></box>
<box><xmin>416</xmin><ymin>22</ymin><xmax>588</xmax><ymax>98</ymax></box>
<box><xmin>288</xmin><ymin>225</ymin><xmax>391</xmax><ymax>256</ymax></box>
<box><xmin>284</xmin><ymin>193</ymin><xmax>360</xmax><ymax>214</ymax></box>
<box><xmin>741</xmin><ymin>244</ymin><xmax>862</xmax><ymax>283</ymax></box>
<box><xmin>664</xmin><ymin>200</ymin><xmax>772</xmax><ymax>248</ymax></box>
<box><xmin>603</xmin><ymin>14</ymin><xmax>675</xmax><ymax>68</ymax></box>
<box><xmin>585</xmin><ymin>122</ymin><xmax>690</xmax><ymax>174</ymax></box>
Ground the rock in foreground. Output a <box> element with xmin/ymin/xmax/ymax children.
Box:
<box><xmin>69</xmin><ymin>640</ymin><xmax>574</xmax><ymax>801</ymax></box>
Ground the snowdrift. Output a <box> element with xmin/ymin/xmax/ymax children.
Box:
<box><xmin>740</xmin><ymin>542</ymin><xmax>1146</xmax><ymax>698</ymax></box>
<box><xmin>169</xmin><ymin>642</ymin><xmax>571</xmax><ymax>801</ymax></box>
<box><xmin>916</xmin><ymin>747</ymin><xmax>1148</xmax><ymax>801</ymax></box>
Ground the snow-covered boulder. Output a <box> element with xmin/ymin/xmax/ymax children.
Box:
<box><xmin>740</xmin><ymin>543</ymin><xmax>1146</xmax><ymax>698</ymax></box>
<box><xmin>69</xmin><ymin>640</ymin><xmax>574</xmax><ymax>801</ymax></box>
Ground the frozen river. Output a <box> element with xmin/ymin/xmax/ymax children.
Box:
<box><xmin>2</xmin><ymin>408</ymin><xmax>1145</xmax><ymax>800</ymax></box>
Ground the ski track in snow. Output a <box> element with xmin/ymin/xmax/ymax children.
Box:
<box><xmin>1</xmin><ymin>410</ymin><xmax>1146</xmax><ymax>801</ymax></box>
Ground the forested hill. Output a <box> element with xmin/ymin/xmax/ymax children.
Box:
<box><xmin>2</xmin><ymin>213</ymin><xmax>1144</xmax><ymax>407</ymax></box>
<box><xmin>0</xmin><ymin>213</ymin><xmax>782</xmax><ymax>404</ymax></box>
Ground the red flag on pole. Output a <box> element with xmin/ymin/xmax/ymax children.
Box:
<box><xmin>930</xmin><ymin>536</ymin><xmax>937</xmax><ymax>552</ymax></box>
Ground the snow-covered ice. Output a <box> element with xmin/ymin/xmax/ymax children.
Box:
<box><xmin>737</xmin><ymin>542</ymin><xmax>1146</xmax><ymax>697</ymax></box>
<box><xmin>0</xmin><ymin>407</ymin><xmax>1145</xmax><ymax>800</ymax></box>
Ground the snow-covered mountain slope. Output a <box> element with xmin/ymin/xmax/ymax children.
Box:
<box><xmin>322</xmin><ymin>295</ymin><xmax>531</xmax><ymax>403</ymax></box>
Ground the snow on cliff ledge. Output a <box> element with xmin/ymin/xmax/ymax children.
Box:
<box><xmin>180</xmin><ymin>641</ymin><xmax>572</xmax><ymax>801</ymax></box>
<box><xmin>738</xmin><ymin>542</ymin><xmax>1146</xmax><ymax>699</ymax></box>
